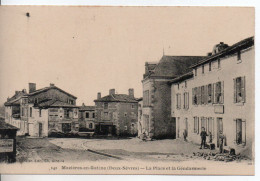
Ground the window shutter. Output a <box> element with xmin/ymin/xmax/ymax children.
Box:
<box><xmin>176</xmin><ymin>95</ymin><xmax>178</xmax><ymax>108</ymax></box>
<box><xmin>197</xmin><ymin>118</ymin><xmax>200</xmax><ymax>134</ymax></box>
<box><xmin>211</xmin><ymin>83</ymin><xmax>214</xmax><ymax>103</ymax></box>
<box><xmin>198</xmin><ymin>86</ymin><xmax>201</xmax><ymax>105</ymax></box>
<box><xmin>234</xmin><ymin>119</ymin><xmax>237</xmax><ymax>143</ymax></box>
<box><xmin>241</xmin><ymin>76</ymin><xmax>246</xmax><ymax>103</ymax></box>
<box><xmin>204</xmin><ymin>85</ymin><xmax>208</xmax><ymax>105</ymax></box>
<box><xmin>213</xmin><ymin>83</ymin><xmax>216</xmax><ymax>103</ymax></box>
<box><xmin>192</xmin><ymin>88</ymin><xmax>194</xmax><ymax>105</ymax></box>
<box><xmin>233</xmin><ymin>78</ymin><xmax>237</xmax><ymax>103</ymax></box>
<box><xmin>242</xmin><ymin>119</ymin><xmax>246</xmax><ymax>145</ymax></box>
<box><xmin>183</xmin><ymin>93</ymin><xmax>185</xmax><ymax>109</ymax></box>
<box><xmin>221</xmin><ymin>81</ymin><xmax>224</xmax><ymax>104</ymax></box>
<box><xmin>187</xmin><ymin>92</ymin><xmax>189</xmax><ymax>109</ymax></box>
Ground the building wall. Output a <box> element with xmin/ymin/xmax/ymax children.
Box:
<box><xmin>28</xmin><ymin>105</ymin><xmax>48</xmax><ymax>137</ymax></box>
<box><xmin>142</xmin><ymin>78</ymin><xmax>175</xmax><ymax>139</ymax></box>
<box><xmin>171</xmin><ymin>46</ymin><xmax>254</xmax><ymax>158</ymax></box>
<box><xmin>95</xmin><ymin>101</ymin><xmax>138</xmax><ymax>136</ymax></box>
<box><xmin>79</xmin><ymin>110</ymin><xmax>95</xmax><ymax>131</ymax></box>
<box><xmin>117</xmin><ymin>102</ymin><xmax>138</xmax><ymax>136</ymax></box>
<box><xmin>48</xmin><ymin>107</ymin><xmax>79</xmax><ymax>135</ymax></box>
<box><xmin>137</xmin><ymin>100</ymin><xmax>143</xmax><ymax>137</ymax></box>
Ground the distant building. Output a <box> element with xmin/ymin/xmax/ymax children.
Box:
<box><xmin>170</xmin><ymin>37</ymin><xmax>254</xmax><ymax>157</ymax></box>
<box><xmin>94</xmin><ymin>89</ymin><xmax>138</xmax><ymax>136</ymax></box>
<box><xmin>142</xmin><ymin>55</ymin><xmax>205</xmax><ymax>139</ymax></box>
<box><xmin>4</xmin><ymin>83</ymin><xmax>79</xmax><ymax>137</ymax></box>
<box><xmin>78</xmin><ymin>104</ymin><xmax>95</xmax><ymax>132</ymax></box>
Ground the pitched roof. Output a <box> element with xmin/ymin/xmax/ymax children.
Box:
<box><xmin>0</xmin><ymin>120</ymin><xmax>18</xmax><ymax>130</ymax></box>
<box><xmin>79</xmin><ymin>106</ymin><xmax>95</xmax><ymax>111</ymax></box>
<box><xmin>36</xmin><ymin>99</ymin><xmax>78</xmax><ymax>108</ymax></box>
<box><xmin>145</xmin><ymin>55</ymin><xmax>205</xmax><ymax>79</ymax></box>
<box><xmin>27</xmin><ymin>86</ymin><xmax>77</xmax><ymax>99</ymax></box>
<box><xmin>94</xmin><ymin>94</ymin><xmax>138</xmax><ymax>103</ymax></box>
<box><xmin>190</xmin><ymin>36</ymin><xmax>254</xmax><ymax>68</ymax></box>
<box><xmin>4</xmin><ymin>91</ymin><xmax>27</xmax><ymax>106</ymax></box>
<box><xmin>168</xmin><ymin>71</ymin><xmax>194</xmax><ymax>84</ymax></box>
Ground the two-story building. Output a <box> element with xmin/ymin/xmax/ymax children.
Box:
<box><xmin>141</xmin><ymin>55</ymin><xmax>205</xmax><ymax>139</ymax></box>
<box><xmin>78</xmin><ymin>104</ymin><xmax>95</xmax><ymax>132</ymax></box>
<box><xmin>94</xmin><ymin>89</ymin><xmax>138</xmax><ymax>136</ymax></box>
<box><xmin>170</xmin><ymin>36</ymin><xmax>254</xmax><ymax>158</ymax></box>
<box><xmin>5</xmin><ymin>83</ymin><xmax>79</xmax><ymax>137</ymax></box>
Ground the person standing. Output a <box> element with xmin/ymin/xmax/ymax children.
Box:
<box><xmin>219</xmin><ymin>131</ymin><xmax>226</xmax><ymax>153</ymax></box>
<box><xmin>200</xmin><ymin>127</ymin><xmax>207</xmax><ymax>149</ymax></box>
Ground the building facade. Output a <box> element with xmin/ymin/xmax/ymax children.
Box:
<box><xmin>5</xmin><ymin>83</ymin><xmax>79</xmax><ymax>137</ymax></box>
<box><xmin>94</xmin><ymin>89</ymin><xmax>138</xmax><ymax>136</ymax></box>
<box><xmin>170</xmin><ymin>37</ymin><xmax>254</xmax><ymax>158</ymax></box>
<box><xmin>78</xmin><ymin>104</ymin><xmax>95</xmax><ymax>132</ymax></box>
<box><xmin>137</xmin><ymin>98</ymin><xmax>143</xmax><ymax>137</ymax></box>
<box><xmin>142</xmin><ymin>55</ymin><xmax>205</xmax><ymax>139</ymax></box>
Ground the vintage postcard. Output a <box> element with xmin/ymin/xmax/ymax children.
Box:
<box><xmin>0</xmin><ymin>6</ymin><xmax>255</xmax><ymax>175</ymax></box>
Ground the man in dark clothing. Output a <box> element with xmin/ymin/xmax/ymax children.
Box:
<box><xmin>200</xmin><ymin>127</ymin><xmax>207</xmax><ymax>149</ymax></box>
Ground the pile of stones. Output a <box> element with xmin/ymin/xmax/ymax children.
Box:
<box><xmin>192</xmin><ymin>152</ymin><xmax>247</xmax><ymax>162</ymax></box>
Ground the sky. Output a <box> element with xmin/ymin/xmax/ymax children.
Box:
<box><xmin>0</xmin><ymin>6</ymin><xmax>254</xmax><ymax>106</ymax></box>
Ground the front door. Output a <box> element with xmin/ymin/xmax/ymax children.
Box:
<box><xmin>217</xmin><ymin>118</ymin><xmax>223</xmax><ymax>147</ymax></box>
<box><xmin>39</xmin><ymin>123</ymin><xmax>42</xmax><ymax>137</ymax></box>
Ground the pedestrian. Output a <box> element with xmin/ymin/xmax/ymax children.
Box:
<box><xmin>219</xmin><ymin>131</ymin><xmax>226</xmax><ymax>153</ymax></box>
<box><xmin>200</xmin><ymin>127</ymin><xmax>207</xmax><ymax>149</ymax></box>
<box><xmin>183</xmin><ymin>129</ymin><xmax>187</xmax><ymax>141</ymax></box>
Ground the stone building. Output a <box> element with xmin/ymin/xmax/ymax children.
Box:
<box><xmin>142</xmin><ymin>55</ymin><xmax>205</xmax><ymax>139</ymax></box>
<box><xmin>94</xmin><ymin>89</ymin><xmax>138</xmax><ymax>136</ymax></box>
<box><xmin>170</xmin><ymin>37</ymin><xmax>254</xmax><ymax>158</ymax></box>
<box><xmin>78</xmin><ymin>104</ymin><xmax>95</xmax><ymax>132</ymax></box>
<box><xmin>4</xmin><ymin>83</ymin><xmax>79</xmax><ymax>137</ymax></box>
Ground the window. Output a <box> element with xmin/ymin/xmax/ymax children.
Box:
<box><xmin>176</xmin><ymin>93</ymin><xmax>181</xmax><ymax>109</ymax></box>
<box><xmin>214</xmin><ymin>81</ymin><xmax>224</xmax><ymax>104</ymax></box>
<box><xmin>30</xmin><ymin>107</ymin><xmax>32</xmax><ymax>117</ymax></box>
<box><xmin>194</xmin><ymin>117</ymin><xmax>199</xmax><ymax>134</ymax></box>
<box><xmin>92</xmin><ymin>112</ymin><xmax>95</xmax><ymax>118</ymax></box>
<box><xmin>89</xmin><ymin>123</ymin><xmax>93</xmax><ymax>129</ymax></box>
<box><xmin>131</xmin><ymin>105</ymin><xmax>134</xmax><ymax>109</ymax></box>
<box><xmin>209</xmin><ymin>62</ymin><xmax>212</xmax><ymax>71</ymax></box>
<box><xmin>143</xmin><ymin>90</ymin><xmax>150</xmax><ymax>107</ymax></box>
<box><xmin>178</xmin><ymin>84</ymin><xmax>180</xmax><ymax>90</ymax></box>
<box><xmin>39</xmin><ymin>109</ymin><xmax>42</xmax><ymax>117</ymax></box>
<box><xmin>218</xmin><ymin>59</ymin><xmax>221</xmax><ymax>69</ymax></box>
<box><xmin>201</xmin><ymin>117</ymin><xmax>207</xmax><ymax>131</ymax></box>
<box><xmin>183</xmin><ymin>92</ymin><xmax>189</xmax><ymax>109</ymax></box>
<box><xmin>195</xmin><ymin>68</ymin><xmax>197</xmax><ymax>76</ymax></box>
<box><xmin>185</xmin><ymin>81</ymin><xmax>187</xmax><ymax>88</ymax></box>
<box><xmin>234</xmin><ymin>76</ymin><xmax>245</xmax><ymax>103</ymax></box>
<box><xmin>207</xmin><ymin>117</ymin><xmax>214</xmax><ymax>136</ymax></box>
<box><xmin>201</xmin><ymin>86</ymin><xmax>205</xmax><ymax>104</ymax></box>
<box><xmin>64</xmin><ymin>109</ymin><xmax>70</xmax><ymax>118</ymax></box>
<box><xmin>207</xmin><ymin>84</ymin><xmax>213</xmax><ymax>103</ymax></box>
<box><xmin>104</xmin><ymin>103</ymin><xmax>108</xmax><ymax>109</ymax></box>
<box><xmin>192</xmin><ymin>87</ymin><xmax>198</xmax><ymax>105</ymax></box>
<box><xmin>202</xmin><ymin>65</ymin><xmax>204</xmax><ymax>74</ymax></box>
<box><xmin>237</xmin><ymin>51</ymin><xmax>241</xmax><ymax>61</ymax></box>
<box><xmin>86</xmin><ymin>112</ymin><xmax>89</xmax><ymax>118</ymax></box>
<box><xmin>235</xmin><ymin>119</ymin><xmax>246</xmax><ymax>145</ymax></box>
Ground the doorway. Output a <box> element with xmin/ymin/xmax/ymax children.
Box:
<box><xmin>217</xmin><ymin>117</ymin><xmax>223</xmax><ymax>147</ymax></box>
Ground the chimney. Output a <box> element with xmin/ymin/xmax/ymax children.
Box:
<box><xmin>50</xmin><ymin>83</ymin><xmax>55</xmax><ymax>87</ymax></box>
<box><xmin>109</xmin><ymin>89</ymin><xmax>115</xmax><ymax>95</ymax></box>
<box><xmin>128</xmin><ymin>88</ymin><xmax>134</xmax><ymax>98</ymax></box>
<box><xmin>22</xmin><ymin>89</ymin><xmax>27</xmax><ymax>93</ymax></box>
<box><xmin>207</xmin><ymin>52</ymin><xmax>212</xmax><ymax>56</ymax></box>
<box><xmin>97</xmin><ymin>92</ymin><xmax>101</xmax><ymax>99</ymax></box>
<box><xmin>29</xmin><ymin>83</ymin><xmax>36</xmax><ymax>93</ymax></box>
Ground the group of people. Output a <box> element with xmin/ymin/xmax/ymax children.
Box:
<box><xmin>183</xmin><ymin>127</ymin><xmax>226</xmax><ymax>153</ymax></box>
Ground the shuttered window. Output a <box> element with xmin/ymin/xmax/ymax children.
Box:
<box><xmin>214</xmin><ymin>81</ymin><xmax>224</xmax><ymax>104</ymax></box>
<box><xmin>235</xmin><ymin>119</ymin><xmax>246</xmax><ymax>145</ymax></box>
<box><xmin>183</xmin><ymin>92</ymin><xmax>189</xmax><ymax>109</ymax></box>
<box><xmin>176</xmin><ymin>93</ymin><xmax>181</xmax><ymax>109</ymax></box>
<box><xmin>194</xmin><ymin>117</ymin><xmax>199</xmax><ymax>134</ymax></box>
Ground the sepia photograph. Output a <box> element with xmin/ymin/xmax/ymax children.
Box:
<box><xmin>0</xmin><ymin>5</ymin><xmax>255</xmax><ymax>175</ymax></box>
